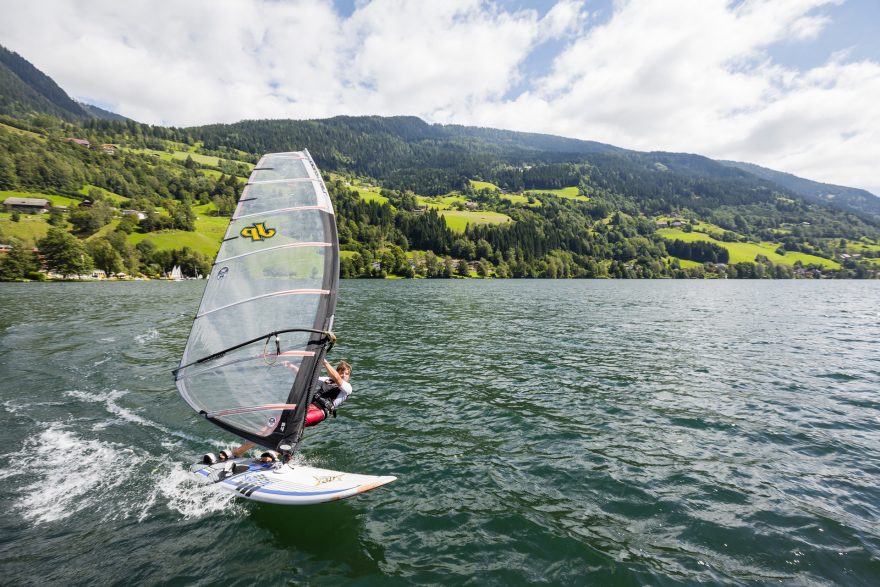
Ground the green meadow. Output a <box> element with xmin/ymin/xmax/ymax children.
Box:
<box><xmin>666</xmin><ymin>257</ymin><xmax>703</xmax><ymax>269</ymax></box>
<box><xmin>83</xmin><ymin>219</ymin><xmax>120</xmax><ymax>242</ymax></box>
<box><xmin>504</xmin><ymin>193</ymin><xmax>536</xmax><ymax>206</ymax></box>
<box><xmin>657</xmin><ymin>228</ymin><xmax>840</xmax><ymax>269</ymax></box>
<box><xmin>122</xmin><ymin>147</ymin><xmax>223</xmax><ymax>167</ymax></box>
<box><xmin>440</xmin><ymin>210</ymin><xmax>512</xmax><ymax>233</ymax></box>
<box><xmin>418</xmin><ymin>194</ymin><xmax>467</xmax><ymax>210</ymax></box>
<box><xmin>77</xmin><ymin>184</ymin><xmax>127</xmax><ymax>204</ymax></box>
<box><xmin>469</xmin><ymin>180</ymin><xmax>500</xmax><ymax>192</ymax></box>
<box><xmin>525</xmin><ymin>186</ymin><xmax>588</xmax><ymax>201</ymax></box>
<box><xmin>122</xmin><ymin>147</ymin><xmax>254</xmax><ymax>173</ymax></box>
<box><xmin>656</xmin><ymin>218</ymin><xmax>728</xmax><ymax>239</ymax></box>
<box><xmin>0</xmin><ymin>215</ymin><xmax>51</xmax><ymax>246</ymax></box>
<box><xmin>126</xmin><ymin>204</ymin><xmax>228</xmax><ymax>257</ymax></box>
<box><xmin>330</xmin><ymin>175</ymin><xmax>390</xmax><ymax>204</ymax></box>
<box><xmin>848</xmin><ymin>240</ymin><xmax>880</xmax><ymax>253</ymax></box>
<box><xmin>0</xmin><ymin>122</ymin><xmax>43</xmax><ymax>139</ymax></box>
<box><xmin>353</xmin><ymin>186</ymin><xmax>389</xmax><ymax>204</ymax></box>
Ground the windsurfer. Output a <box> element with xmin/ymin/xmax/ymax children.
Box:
<box><xmin>225</xmin><ymin>359</ymin><xmax>353</xmax><ymax>459</ymax></box>
<box><xmin>313</xmin><ymin>359</ymin><xmax>353</xmax><ymax>418</ymax></box>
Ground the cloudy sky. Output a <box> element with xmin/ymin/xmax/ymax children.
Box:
<box><xmin>2</xmin><ymin>0</ymin><xmax>878</xmax><ymax>194</ymax></box>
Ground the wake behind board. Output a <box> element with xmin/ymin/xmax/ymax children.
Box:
<box><xmin>191</xmin><ymin>457</ymin><xmax>396</xmax><ymax>505</ymax></box>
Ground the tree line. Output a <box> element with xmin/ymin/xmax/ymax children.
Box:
<box><xmin>1</xmin><ymin>113</ymin><xmax>878</xmax><ymax>280</ymax></box>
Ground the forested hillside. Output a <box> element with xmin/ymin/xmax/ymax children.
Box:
<box><xmin>1</xmin><ymin>112</ymin><xmax>878</xmax><ymax>281</ymax></box>
<box><xmin>0</xmin><ymin>44</ymin><xmax>124</xmax><ymax>122</ymax></box>
<box><xmin>0</xmin><ymin>48</ymin><xmax>878</xmax><ymax>280</ymax></box>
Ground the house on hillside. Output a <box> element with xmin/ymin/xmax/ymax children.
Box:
<box><xmin>64</xmin><ymin>138</ymin><xmax>91</xmax><ymax>148</ymax></box>
<box><xmin>122</xmin><ymin>209</ymin><xmax>147</xmax><ymax>220</ymax></box>
<box><xmin>3</xmin><ymin>197</ymin><xmax>50</xmax><ymax>213</ymax></box>
<box><xmin>101</xmin><ymin>144</ymin><xmax>118</xmax><ymax>154</ymax></box>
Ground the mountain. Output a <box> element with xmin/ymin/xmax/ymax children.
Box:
<box><xmin>1</xmin><ymin>41</ymin><xmax>875</xmax><ymax>218</ymax></box>
<box><xmin>80</xmin><ymin>102</ymin><xmax>129</xmax><ymax>122</ymax></box>
<box><xmin>186</xmin><ymin>116</ymin><xmax>880</xmax><ymax>223</ymax></box>
<box><xmin>0</xmin><ymin>45</ymin><xmax>878</xmax><ymax>280</ymax></box>
<box><xmin>440</xmin><ymin>123</ymin><xmax>625</xmax><ymax>155</ymax></box>
<box><xmin>0</xmin><ymin>44</ymin><xmax>125</xmax><ymax>121</ymax></box>
<box><xmin>720</xmin><ymin>160</ymin><xmax>880</xmax><ymax>217</ymax></box>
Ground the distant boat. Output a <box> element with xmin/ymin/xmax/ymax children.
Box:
<box><xmin>170</xmin><ymin>265</ymin><xmax>183</xmax><ymax>281</ymax></box>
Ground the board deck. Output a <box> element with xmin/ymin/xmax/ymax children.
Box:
<box><xmin>191</xmin><ymin>457</ymin><xmax>396</xmax><ymax>505</ymax></box>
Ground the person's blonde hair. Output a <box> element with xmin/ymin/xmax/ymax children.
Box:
<box><xmin>336</xmin><ymin>361</ymin><xmax>352</xmax><ymax>376</ymax></box>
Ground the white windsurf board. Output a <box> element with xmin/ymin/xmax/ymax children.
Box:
<box><xmin>191</xmin><ymin>457</ymin><xmax>396</xmax><ymax>505</ymax></box>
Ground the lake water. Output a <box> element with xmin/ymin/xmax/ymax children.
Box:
<box><xmin>0</xmin><ymin>280</ymin><xmax>878</xmax><ymax>585</ymax></box>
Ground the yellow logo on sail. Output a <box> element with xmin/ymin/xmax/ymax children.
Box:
<box><xmin>240</xmin><ymin>223</ymin><xmax>276</xmax><ymax>241</ymax></box>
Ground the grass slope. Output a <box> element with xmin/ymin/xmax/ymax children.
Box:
<box><xmin>126</xmin><ymin>204</ymin><xmax>228</xmax><ymax>257</ymax></box>
<box><xmin>658</xmin><ymin>228</ymin><xmax>840</xmax><ymax>269</ymax></box>
<box><xmin>440</xmin><ymin>210</ymin><xmax>512</xmax><ymax>233</ymax></box>
<box><xmin>525</xmin><ymin>186</ymin><xmax>589</xmax><ymax>201</ymax></box>
<box><xmin>0</xmin><ymin>122</ymin><xmax>43</xmax><ymax>139</ymax></box>
<box><xmin>0</xmin><ymin>215</ymin><xmax>50</xmax><ymax>246</ymax></box>
<box><xmin>77</xmin><ymin>184</ymin><xmax>127</xmax><ymax>204</ymax></box>
<box><xmin>502</xmin><ymin>193</ymin><xmax>535</xmax><ymax>206</ymax></box>
<box><xmin>417</xmin><ymin>194</ymin><xmax>467</xmax><ymax>210</ymax></box>
<box><xmin>353</xmin><ymin>186</ymin><xmax>389</xmax><ymax>204</ymax></box>
<box><xmin>121</xmin><ymin>147</ymin><xmax>254</xmax><ymax>173</ymax></box>
<box><xmin>469</xmin><ymin>180</ymin><xmax>500</xmax><ymax>192</ymax></box>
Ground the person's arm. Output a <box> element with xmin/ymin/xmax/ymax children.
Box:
<box><xmin>322</xmin><ymin>360</ymin><xmax>352</xmax><ymax>408</ymax></box>
<box><xmin>232</xmin><ymin>440</ymin><xmax>256</xmax><ymax>458</ymax></box>
<box><xmin>323</xmin><ymin>359</ymin><xmax>344</xmax><ymax>386</ymax></box>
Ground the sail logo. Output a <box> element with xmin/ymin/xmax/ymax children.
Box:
<box><xmin>240</xmin><ymin>223</ymin><xmax>276</xmax><ymax>241</ymax></box>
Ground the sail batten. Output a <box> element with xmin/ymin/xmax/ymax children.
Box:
<box><xmin>235</xmin><ymin>205</ymin><xmax>330</xmax><ymax>220</ymax></box>
<box><xmin>195</xmin><ymin>289</ymin><xmax>330</xmax><ymax>319</ymax></box>
<box><xmin>175</xmin><ymin>150</ymin><xmax>339</xmax><ymax>449</ymax></box>
<box><xmin>215</xmin><ymin>241</ymin><xmax>331</xmax><ymax>264</ymax></box>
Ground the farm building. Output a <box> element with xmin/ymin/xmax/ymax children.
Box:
<box><xmin>3</xmin><ymin>197</ymin><xmax>51</xmax><ymax>213</ymax></box>
<box><xmin>64</xmin><ymin>138</ymin><xmax>91</xmax><ymax>148</ymax></box>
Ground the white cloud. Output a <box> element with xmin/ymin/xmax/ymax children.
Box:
<box><xmin>539</xmin><ymin>0</ymin><xmax>588</xmax><ymax>38</ymax></box>
<box><xmin>341</xmin><ymin>0</ymin><xmax>541</xmax><ymax>117</ymax></box>
<box><xmin>0</xmin><ymin>0</ymin><xmax>877</xmax><ymax>193</ymax></box>
<box><xmin>459</xmin><ymin>0</ymin><xmax>880</xmax><ymax>193</ymax></box>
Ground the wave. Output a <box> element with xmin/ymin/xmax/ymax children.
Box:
<box><xmin>64</xmin><ymin>389</ymin><xmax>206</xmax><ymax>443</ymax></box>
<box><xmin>135</xmin><ymin>329</ymin><xmax>160</xmax><ymax>344</ymax></box>
<box><xmin>2</xmin><ymin>428</ymin><xmax>139</xmax><ymax>525</ymax></box>
<box><xmin>0</xmin><ymin>425</ymin><xmax>253</xmax><ymax>526</ymax></box>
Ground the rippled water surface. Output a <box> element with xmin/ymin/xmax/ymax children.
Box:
<box><xmin>0</xmin><ymin>280</ymin><xmax>878</xmax><ymax>585</ymax></box>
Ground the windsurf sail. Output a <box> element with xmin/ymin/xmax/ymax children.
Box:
<box><xmin>173</xmin><ymin>150</ymin><xmax>339</xmax><ymax>453</ymax></box>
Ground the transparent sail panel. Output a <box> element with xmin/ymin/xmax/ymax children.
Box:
<box><xmin>199</xmin><ymin>246</ymin><xmax>328</xmax><ymax>317</ymax></box>
<box><xmin>184</xmin><ymin>293</ymin><xmax>324</xmax><ymax>364</ymax></box>
<box><xmin>177</xmin><ymin>333</ymin><xmax>314</xmax><ymax>436</ymax></box>
<box><xmin>237</xmin><ymin>180</ymin><xmax>331</xmax><ymax>217</ymax></box>
<box><xmin>222</xmin><ymin>208</ymin><xmax>329</xmax><ymax>259</ymax></box>
<box><xmin>251</xmin><ymin>155</ymin><xmax>311</xmax><ymax>182</ymax></box>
